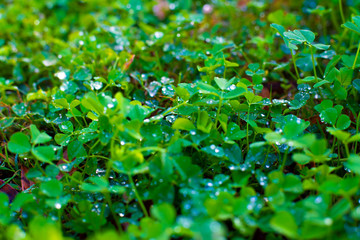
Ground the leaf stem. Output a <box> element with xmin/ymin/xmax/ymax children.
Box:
<box><xmin>105</xmin><ymin>192</ymin><xmax>123</xmax><ymax>232</ymax></box>
<box><xmin>281</xmin><ymin>147</ymin><xmax>289</xmax><ymax>171</ymax></box>
<box><xmin>290</xmin><ymin>50</ymin><xmax>300</xmax><ymax>79</ymax></box>
<box><xmin>339</xmin><ymin>0</ymin><xmax>346</xmax><ymax>24</ymax></box>
<box><xmin>246</xmin><ymin>104</ymin><xmax>251</xmax><ymax>150</ymax></box>
<box><xmin>214</xmin><ymin>95</ymin><xmax>223</xmax><ymax>129</ymax></box>
<box><xmin>354</xmin><ymin>113</ymin><xmax>360</xmax><ymax>152</ymax></box>
<box><xmin>161</xmin><ymin>101</ymin><xmax>189</xmax><ymax>116</ymax></box>
<box><xmin>128</xmin><ymin>174</ymin><xmax>149</xmax><ymax>217</ymax></box>
<box><xmin>310</xmin><ymin>46</ymin><xmax>318</xmax><ymax>82</ymax></box>
<box><xmin>352</xmin><ymin>42</ymin><xmax>360</xmax><ymax>69</ymax></box>
<box><xmin>344</xmin><ymin>143</ymin><xmax>350</xmax><ymax>158</ymax></box>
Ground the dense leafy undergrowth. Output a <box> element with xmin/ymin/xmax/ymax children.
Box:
<box><xmin>1</xmin><ymin>0</ymin><xmax>360</xmax><ymax>239</ymax></box>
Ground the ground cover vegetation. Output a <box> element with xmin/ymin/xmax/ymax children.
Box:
<box><xmin>1</xmin><ymin>0</ymin><xmax>360</xmax><ymax>239</ymax></box>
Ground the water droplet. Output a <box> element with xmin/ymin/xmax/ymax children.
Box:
<box><xmin>154</xmin><ymin>31</ymin><xmax>164</xmax><ymax>39</ymax></box>
<box><xmin>90</xmin><ymin>81</ymin><xmax>103</xmax><ymax>90</ymax></box>
<box><xmin>54</xmin><ymin>71</ymin><xmax>66</xmax><ymax>80</ymax></box>
<box><xmin>315</xmin><ymin>196</ymin><xmax>322</xmax><ymax>204</ymax></box>
<box><xmin>324</xmin><ymin>218</ymin><xmax>333</xmax><ymax>226</ymax></box>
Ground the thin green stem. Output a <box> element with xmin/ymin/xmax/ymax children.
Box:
<box><xmin>261</xmin><ymin>145</ymin><xmax>271</xmax><ymax>169</ymax></box>
<box><xmin>281</xmin><ymin>147</ymin><xmax>290</xmax><ymax>171</ymax></box>
<box><xmin>330</xmin><ymin>3</ymin><xmax>341</xmax><ymax>32</ymax></box>
<box><xmin>107</xmin><ymin>128</ymin><xmax>119</xmax><ymax>179</ymax></box>
<box><xmin>344</xmin><ymin>143</ymin><xmax>350</xmax><ymax>158</ymax></box>
<box><xmin>310</xmin><ymin>46</ymin><xmax>318</xmax><ymax>82</ymax></box>
<box><xmin>128</xmin><ymin>174</ymin><xmax>149</xmax><ymax>217</ymax></box>
<box><xmin>246</xmin><ymin>104</ymin><xmax>251</xmax><ymax>150</ymax></box>
<box><xmin>352</xmin><ymin>42</ymin><xmax>360</xmax><ymax>69</ymax></box>
<box><xmin>336</xmin><ymin>29</ymin><xmax>348</xmax><ymax>52</ymax></box>
<box><xmin>105</xmin><ymin>192</ymin><xmax>123</xmax><ymax>232</ymax></box>
<box><xmin>223</xmin><ymin>56</ymin><xmax>227</xmax><ymax>79</ymax></box>
<box><xmin>290</xmin><ymin>50</ymin><xmax>300</xmax><ymax>79</ymax></box>
<box><xmin>70</xmin><ymin>109</ymin><xmax>84</xmax><ymax>128</ymax></box>
<box><xmin>339</xmin><ymin>0</ymin><xmax>346</xmax><ymax>24</ymax></box>
<box><xmin>161</xmin><ymin>101</ymin><xmax>189</xmax><ymax>116</ymax></box>
<box><xmin>155</xmin><ymin>51</ymin><xmax>163</xmax><ymax>71</ymax></box>
<box><xmin>322</xmin><ymin>17</ymin><xmax>327</xmax><ymax>40</ymax></box>
<box><xmin>0</xmin><ymin>170</ymin><xmax>20</xmax><ymax>188</ymax></box>
<box><xmin>177</xmin><ymin>72</ymin><xmax>182</xmax><ymax>86</ymax></box>
<box><xmin>355</xmin><ymin>113</ymin><xmax>360</xmax><ymax>152</ymax></box>
<box><xmin>286</xmin><ymin>69</ymin><xmax>297</xmax><ymax>81</ymax></box>
<box><xmin>214</xmin><ymin>95</ymin><xmax>223</xmax><ymax>129</ymax></box>
<box><xmin>240</xmin><ymin>48</ymin><xmax>251</xmax><ymax>64</ymax></box>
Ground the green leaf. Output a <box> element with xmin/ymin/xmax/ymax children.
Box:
<box><xmin>81</xmin><ymin>92</ymin><xmax>104</xmax><ymax>115</ymax></box>
<box><xmin>283</xmin><ymin>174</ymin><xmax>303</xmax><ymax>193</ymax></box>
<box><xmin>174</xmin><ymin>86</ymin><xmax>190</xmax><ymax>101</ymax></box>
<box><xmin>12</xmin><ymin>103</ymin><xmax>26</xmax><ymax>116</ymax></box>
<box><xmin>226</xmin><ymin>122</ymin><xmax>246</xmax><ymax>140</ymax></box>
<box><xmin>336</xmin><ymin>114</ymin><xmax>351</xmax><ymax>130</ymax></box>
<box><xmin>197</xmin><ymin>82</ymin><xmax>220</xmax><ymax>96</ymax></box>
<box><xmin>30</xmin><ymin>125</ymin><xmax>52</xmax><ymax>144</ymax></box>
<box><xmin>293</xmin><ymin>153</ymin><xmax>312</xmax><ymax>164</ymax></box>
<box><xmin>32</xmin><ymin>146</ymin><xmax>55</xmax><ymax>163</ymax></box>
<box><xmin>314</xmin><ymin>80</ymin><xmax>330</xmax><ymax>88</ymax></box>
<box><xmin>338</xmin><ymin>67</ymin><xmax>353</xmax><ymax>87</ymax></box>
<box><xmin>348</xmin><ymin>133</ymin><xmax>360</xmax><ymax>143</ymax></box>
<box><xmin>320</xmin><ymin>108</ymin><xmax>339</xmax><ymax>125</ymax></box>
<box><xmin>70</xmin><ymin>99</ymin><xmax>81</xmax><ymax>109</ymax></box>
<box><xmin>73</xmin><ymin>68</ymin><xmax>92</xmax><ymax>81</ymax></box>
<box><xmin>248</xmin><ymin>63</ymin><xmax>260</xmax><ymax>72</ymax></box>
<box><xmin>197</xmin><ymin>111</ymin><xmax>213</xmax><ymax>133</ymax></box>
<box><xmin>244</xmin><ymin>92</ymin><xmax>263</xmax><ymax>104</ymax></box>
<box><xmin>224</xmin><ymin>60</ymin><xmax>239</xmax><ymax>68</ymax></box>
<box><xmin>172</xmin><ymin>118</ymin><xmax>195</xmax><ymax>131</ymax></box>
<box><xmin>40</xmin><ymin>179</ymin><xmax>63</xmax><ymax>197</ymax></box>
<box><xmin>270</xmin><ymin>211</ymin><xmax>298</xmax><ymax>238</ymax></box>
<box><xmin>67</xmin><ymin>141</ymin><xmax>87</xmax><ymax>160</ymax></box>
<box><xmin>333</xmin><ymin>81</ymin><xmax>347</xmax><ymax>100</ymax></box>
<box><xmin>201</xmin><ymin>145</ymin><xmax>225</xmax><ymax>157</ymax></box>
<box><xmin>284</xmin><ymin>29</ymin><xmax>314</xmax><ymax>44</ymax></box>
<box><xmin>329</xmin><ymin>199</ymin><xmax>351</xmax><ymax>219</ymax></box>
<box><xmin>214</xmin><ymin>77</ymin><xmax>228</xmax><ymax>90</ymax></box>
<box><xmin>0</xmin><ymin>117</ymin><xmax>14</xmax><ymax>130</ymax></box>
<box><xmin>0</xmin><ymin>193</ymin><xmax>11</xmax><ymax>224</ymax></box>
<box><xmin>353</xmin><ymin>79</ymin><xmax>360</xmax><ymax>93</ymax></box>
<box><xmin>327</xmin><ymin>127</ymin><xmax>351</xmax><ymax>142</ymax></box>
<box><xmin>8</xmin><ymin>132</ymin><xmax>31</xmax><ymax>154</ymax></box>
<box><xmin>342</xmin><ymin>16</ymin><xmax>360</xmax><ymax>34</ymax></box>
<box><xmin>54</xmin><ymin>134</ymin><xmax>71</xmax><ymax>146</ymax></box>
<box><xmin>324</xmin><ymin>55</ymin><xmax>341</xmax><ymax>77</ymax></box>
<box><xmin>271</xmin><ymin>23</ymin><xmax>293</xmax><ymax>49</ymax></box>
<box><xmin>59</xmin><ymin>121</ymin><xmax>74</xmax><ymax>133</ymax></box>
<box><xmin>313</xmin><ymin>43</ymin><xmax>330</xmax><ymax>50</ymax></box>
<box><xmin>298</xmin><ymin>29</ymin><xmax>315</xmax><ymax>43</ymax></box>
<box><xmin>342</xmin><ymin>55</ymin><xmax>360</xmax><ymax>68</ymax></box>
<box><xmin>345</xmin><ymin>154</ymin><xmax>360</xmax><ymax>174</ymax></box>
<box><xmin>53</xmin><ymin>98</ymin><xmax>69</xmax><ymax>109</ymax></box>
<box><xmin>151</xmin><ymin>203</ymin><xmax>176</xmax><ymax>226</ymax></box>
<box><xmin>81</xmin><ymin>177</ymin><xmax>109</xmax><ymax>193</ymax></box>
<box><xmin>223</xmin><ymin>87</ymin><xmax>246</xmax><ymax>99</ymax></box>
